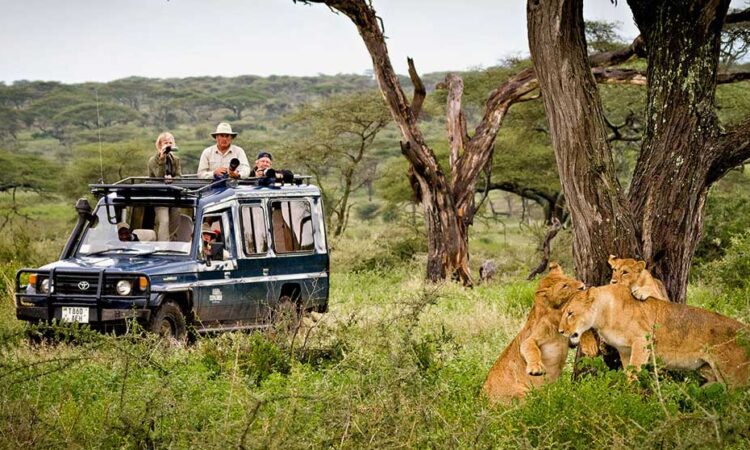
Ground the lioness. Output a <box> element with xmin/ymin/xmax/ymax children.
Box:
<box><xmin>482</xmin><ymin>264</ymin><xmax>598</xmax><ymax>404</ymax></box>
<box><xmin>559</xmin><ymin>284</ymin><xmax>750</xmax><ymax>387</ymax></box>
<box><xmin>609</xmin><ymin>255</ymin><xmax>669</xmax><ymax>301</ymax></box>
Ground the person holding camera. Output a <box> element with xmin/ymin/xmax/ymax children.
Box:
<box><xmin>253</xmin><ymin>151</ymin><xmax>273</xmax><ymax>177</ymax></box>
<box><xmin>148</xmin><ymin>132</ymin><xmax>182</xmax><ymax>241</ymax></box>
<box><xmin>148</xmin><ymin>132</ymin><xmax>182</xmax><ymax>179</ymax></box>
<box><xmin>197</xmin><ymin>123</ymin><xmax>251</xmax><ymax>179</ymax></box>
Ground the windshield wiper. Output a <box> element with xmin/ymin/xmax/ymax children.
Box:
<box><xmin>137</xmin><ymin>249</ymin><xmax>189</xmax><ymax>256</ymax></box>
<box><xmin>82</xmin><ymin>247</ymin><xmax>142</xmax><ymax>256</ymax></box>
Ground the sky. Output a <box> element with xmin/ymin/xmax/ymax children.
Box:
<box><xmin>0</xmin><ymin>0</ymin><xmax>644</xmax><ymax>84</ymax></box>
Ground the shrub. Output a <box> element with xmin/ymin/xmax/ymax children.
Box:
<box><xmin>701</xmin><ymin>230</ymin><xmax>750</xmax><ymax>291</ymax></box>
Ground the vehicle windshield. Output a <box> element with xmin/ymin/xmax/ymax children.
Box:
<box><xmin>77</xmin><ymin>202</ymin><xmax>195</xmax><ymax>257</ymax></box>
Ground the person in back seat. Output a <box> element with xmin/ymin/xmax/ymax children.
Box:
<box><xmin>117</xmin><ymin>222</ymin><xmax>139</xmax><ymax>242</ymax></box>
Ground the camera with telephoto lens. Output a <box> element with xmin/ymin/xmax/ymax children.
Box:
<box><xmin>258</xmin><ymin>168</ymin><xmax>295</xmax><ymax>186</ymax></box>
<box><xmin>162</xmin><ymin>145</ymin><xmax>178</xmax><ymax>154</ymax></box>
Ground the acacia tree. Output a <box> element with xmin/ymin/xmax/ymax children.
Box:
<box><xmin>285</xmin><ymin>91</ymin><xmax>391</xmax><ymax>236</ymax></box>
<box><xmin>527</xmin><ymin>0</ymin><xmax>750</xmax><ymax>302</ymax></box>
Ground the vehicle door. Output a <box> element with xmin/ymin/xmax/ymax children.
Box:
<box><xmin>265</xmin><ymin>197</ymin><xmax>329</xmax><ymax>311</ymax></box>
<box><xmin>234</xmin><ymin>201</ymin><xmax>273</xmax><ymax>322</ymax></box>
<box><xmin>192</xmin><ymin>210</ymin><xmax>241</xmax><ymax>326</ymax></box>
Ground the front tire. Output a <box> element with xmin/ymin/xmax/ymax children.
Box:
<box><xmin>149</xmin><ymin>301</ymin><xmax>187</xmax><ymax>341</ymax></box>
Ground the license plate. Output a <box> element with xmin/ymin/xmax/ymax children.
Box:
<box><xmin>61</xmin><ymin>307</ymin><xmax>89</xmax><ymax>323</ymax></box>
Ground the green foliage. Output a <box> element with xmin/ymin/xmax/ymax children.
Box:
<box><xmin>695</xmin><ymin>169</ymin><xmax>750</xmax><ymax>265</ymax></box>
<box><xmin>283</xmin><ymin>90</ymin><xmax>391</xmax><ymax>235</ymax></box>
<box><xmin>701</xmin><ymin>229</ymin><xmax>750</xmax><ymax>291</ymax></box>
<box><xmin>584</xmin><ymin>20</ymin><xmax>627</xmax><ymax>53</ymax></box>
<box><xmin>60</xmin><ymin>140</ymin><xmax>151</xmax><ymax>198</ymax></box>
<box><xmin>199</xmin><ymin>333</ymin><xmax>290</xmax><ymax>386</ymax></box>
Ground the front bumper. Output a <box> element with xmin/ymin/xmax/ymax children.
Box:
<box><xmin>17</xmin><ymin>306</ymin><xmax>151</xmax><ymax>323</ymax></box>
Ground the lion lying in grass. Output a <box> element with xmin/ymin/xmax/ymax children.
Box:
<box><xmin>482</xmin><ymin>264</ymin><xmax>598</xmax><ymax>404</ymax></box>
<box><xmin>559</xmin><ymin>284</ymin><xmax>750</xmax><ymax>387</ymax></box>
<box><xmin>609</xmin><ymin>255</ymin><xmax>669</xmax><ymax>301</ymax></box>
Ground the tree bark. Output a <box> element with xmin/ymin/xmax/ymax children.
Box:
<box><xmin>527</xmin><ymin>0</ymin><xmax>640</xmax><ymax>286</ymax></box>
<box><xmin>626</xmin><ymin>0</ymin><xmax>733</xmax><ymax>302</ymax></box>
<box><xmin>528</xmin><ymin>0</ymin><xmax>750</xmax><ymax>302</ymax></box>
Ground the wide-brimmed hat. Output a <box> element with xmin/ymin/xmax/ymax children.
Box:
<box><xmin>210</xmin><ymin>122</ymin><xmax>238</xmax><ymax>138</ymax></box>
<box><xmin>201</xmin><ymin>223</ymin><xmax>218</xmax><ymax>235</ymax></box>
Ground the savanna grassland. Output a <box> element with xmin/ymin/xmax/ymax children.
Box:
<box><xmin>2</xmin><ymin>66</ymin><xmax>750</xmax><ymax>448</ymax></box>
<box><xmin>1</xmin><ymin>205</ymin><xmax>750</xmax><ymax>449</ymax></box>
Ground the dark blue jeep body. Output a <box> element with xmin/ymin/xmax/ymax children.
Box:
<box><xmin>15</xmin><ymin>177</ymin><xmax>329</xmax><ymax>335</ymax></box>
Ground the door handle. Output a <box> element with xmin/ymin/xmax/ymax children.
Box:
<box><xmin>262</xmin><ymin>268</ymin><xmax>269</xmax><ymax>276</ymax></box>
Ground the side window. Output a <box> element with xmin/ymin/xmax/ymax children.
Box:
<box><xmin>270</xmin><ymin>200</ymin><xmax>314</xmax><ymax>254</ymax></box>
<box><xmin>240</xmin><ymin>205</ymin><xmax>268</xmax><ymax>255</ymax></box>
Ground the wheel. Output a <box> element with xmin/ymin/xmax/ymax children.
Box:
<box><xmin>149</xmin><ymin>301</ymin><xmax>187</xmax><ymax>342</ymax></box>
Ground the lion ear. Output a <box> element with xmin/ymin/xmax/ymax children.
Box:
<box><xmin>637</xmin><ymin>261</ymin><xmax>646</xmax><ymax>271</ymax></box>
<box><xmin>608</xmin><ymin>255</ymin><xmax>617</xmax><ymax>267</ymax></box>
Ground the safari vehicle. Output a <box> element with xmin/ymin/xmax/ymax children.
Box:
<box><xmin>15</xmin><ymin>175</ymin><xmax>329</xmax><ymax>339</ymax></box>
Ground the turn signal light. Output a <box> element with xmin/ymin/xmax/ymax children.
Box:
<box><xmin>139</xmin><ymin>276</ymin><xmax>149</xmax><ymax>291</ymax></box>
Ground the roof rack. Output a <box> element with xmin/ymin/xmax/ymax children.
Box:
<box><xmin>89</xmin><ymin>174</ymin><xmax>312</xmax><ymax>199</ymax></box>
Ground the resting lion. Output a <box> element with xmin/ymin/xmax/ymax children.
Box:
<box><xmin>609</xmin><ymin>255</ymin><xmax>669</xmax><ymax>301</ymax></box>
<box><xmin>559</xmin><ymin>284</ymin><xmax>750</xmax><ymax>387</ymax></box>
<box><xmin>482</xmin><ymin>264</ymin><xmax>598</xmax><ymax>404</ymax></box>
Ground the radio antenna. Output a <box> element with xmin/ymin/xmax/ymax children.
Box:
<box><xmin>95</xmin><ymin>87</ymin><xmax>104</xmax><ymax>183</ymax></box>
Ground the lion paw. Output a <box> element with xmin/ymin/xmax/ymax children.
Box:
<box><xmin>526</xmin><ymin>362</ymin><xmax>546</xmax><ymax>376</ymax></box>
<box><xmin>631</xmin><ymin>287</ymin><xmax>649</xmax><ymax>301</ymax></box>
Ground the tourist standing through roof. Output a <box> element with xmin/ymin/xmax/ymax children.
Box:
<box><xmin>197</xmin><ymin>122</ymin><xmax>251</xmax><ymax>179</ymax></box>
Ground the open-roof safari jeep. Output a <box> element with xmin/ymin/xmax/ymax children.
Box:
<box><xmin>15</xmin><ymin>176</ymin><xmax>329</xmax><ymax>340</ymax></box>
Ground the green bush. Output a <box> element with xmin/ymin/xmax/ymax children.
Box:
<box><xmin>702</xmin><ymin>230</ymin><xmax>750</xmax><ymax>291</ymax></box>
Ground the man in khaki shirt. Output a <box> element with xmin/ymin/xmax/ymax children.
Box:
<box><xmin>197</xmin><ymin>123</ymin><xmax>251</xmax><ymax>179</ymax></box>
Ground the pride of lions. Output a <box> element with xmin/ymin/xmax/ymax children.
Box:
<box><xmin>483</xmin><ymin>256</ymin><xmax>750</xmax><ymax>404</ymax></box>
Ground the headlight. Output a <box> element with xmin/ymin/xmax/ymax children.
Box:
<box><xmin>39</xmin><ymin>279</ymin><xmax>50</xmax><ymax>294</ymax></box>
<box><xmin>116</xmin><ymin>280</ymin><xmax>133</xmax><ymax>296</ymax></box>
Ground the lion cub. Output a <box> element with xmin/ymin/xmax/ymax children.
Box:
<box><xmin>609</xmin><ymin>255</ymin><xmax>669</xmax><ymax>301</ymax></box>
<box><xmin>482</xmin><ymin>264</ymin><xmax>598</xmax><ymax>404</ymax></box>
<box><xmin>559</xmin><ymin>284</ymin><xmax>750</xmax><ymax>387</ymax></box>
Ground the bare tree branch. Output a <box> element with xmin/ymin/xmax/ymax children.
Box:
<box><xmin>444</xmin><ymin>74</ymin><xmax>467</xmax><ymax>171</ymax></box>
<box><xmin>527</xmin><ymin>217</ymin><xmax>563</xmax><ymax>280</ymax></box>
<box><xmin>407</xmin><ymin>57</ymin><xmax>425</xmax><ymax>119</ymax></box>
<box><xmin>708</xmin><ymin>117</ymin><xmax>750</xmax><ymax>184</ymax></box>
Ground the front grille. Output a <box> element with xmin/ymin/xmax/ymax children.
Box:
<box><xmin>54</xmin><ymin>272</ymin><xmax>101</xmax><ymax>295</ymax></box>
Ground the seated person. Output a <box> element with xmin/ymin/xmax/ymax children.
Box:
<box><xmin>117</xmin><ymin>222</ymin><xmax>139</xmax><ymax>242</ymax></box>
<box><xmin>201</xmin><ymin>223</ymin><xmax>229</xmax><ymax>260</ymax></box>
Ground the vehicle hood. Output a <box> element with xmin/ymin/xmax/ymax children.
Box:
<box><xmin>39</xmin><ymin>255</ymin><xmax>194</xmax><ymax>275</ymax></box>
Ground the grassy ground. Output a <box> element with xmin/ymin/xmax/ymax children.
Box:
<box><xmin>1</xmin><ymin>201</ymin><xmax>749</xmax><ymax>449</ymax></box>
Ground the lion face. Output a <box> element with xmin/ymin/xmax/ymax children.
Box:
<box><xmin>535</xmin><ymin>263</ymin><xmax>586</xmax><ymax>309</ymax></box>
<box><xmin>558</xmin><ymin>291</ymin><xmax>595</xmax><ymax>346</ymax></box>
<box><xmin>608</xmin><ymin>255</ymin><xmax>646</xmax><ymax>287</ymax></box>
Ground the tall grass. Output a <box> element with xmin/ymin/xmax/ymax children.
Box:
<box><xmin>0</xmin><ymin>205</ymin><xmax>749</xmax><ymax>448</ymax></box>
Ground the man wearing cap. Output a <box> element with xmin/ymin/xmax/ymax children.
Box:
<box><xmin>252</xmin><ymin>151</ymin><xmax>273</xmax><ymax>178</ymax></box>
<box><xmin>200</xmin><ymin>223</ymin><xmax>228</xmax><ymax>260</ymax></box>
<box><xmin>197</xmin><ymin>122</ymin><xmax>251</xmax><ymax>179</ymax></box>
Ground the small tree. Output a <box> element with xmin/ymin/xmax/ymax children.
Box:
<box><xmin>285</xmin><ymin>91</ymin><xmax>391</xmax><ymax>236</ymax></box>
